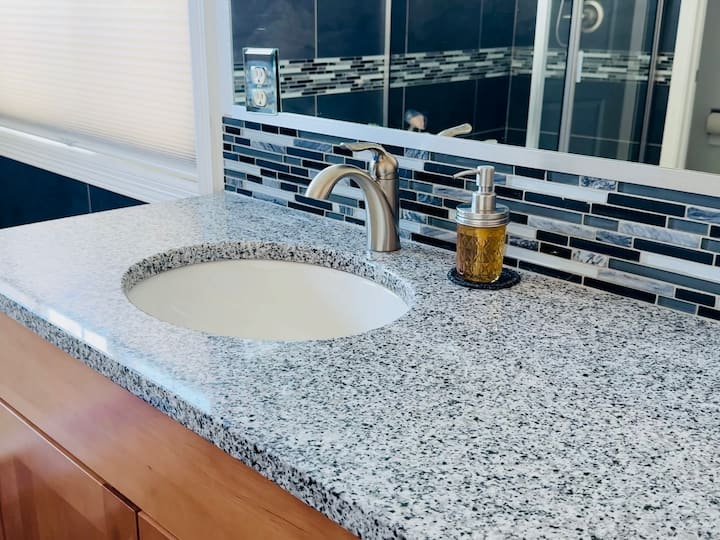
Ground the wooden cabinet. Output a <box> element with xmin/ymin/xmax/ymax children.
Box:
<box><xmin>0</xmin><ymin>403</ymin><xmax>137</xmax><ymax>540</ymax></box>
<box><xmin>0</xmin><ymin>313</ymin><xmax>355</xmax><ymax>540</ymax></box>
<box><xmin>138</xmin><ymin>513</ymin><xmax>176</xmax><ymax>540</ymax></box>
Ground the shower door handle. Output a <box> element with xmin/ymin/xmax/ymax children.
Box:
<box><xmin>576</xmin><ymin>50</ymin><xmax>585</xmax><ymax>83</ymax></box>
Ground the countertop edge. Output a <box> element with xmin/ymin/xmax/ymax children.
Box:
<box><xmin>0</xmin><ymin>295</ymin><xmax>404</xmax><ymax>540</ymax></box>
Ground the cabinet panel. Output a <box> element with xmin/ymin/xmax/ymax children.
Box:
<box><xmin>138</xmin><ymin>513</ymin><xmax>176</xmax><ymax>540</ymax></box>
<box><xmin>0</xmin><ymin>402</ymin><xmax>137</xmax><ymax>540</ymax></box>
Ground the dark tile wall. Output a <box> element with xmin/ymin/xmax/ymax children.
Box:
<box><xmin>391</xmin><ymin>0</ymin><xmax>514</xmax><ymax>137</ymax></box>
<box><xmin>0</xmin><ymin>157</ymin><xmax>144</xmax><ymax>229</ymax></box>
<box><xmin>222</xmin><ymin>116</ymin><xmax>720</xmax><ymax>322</ymax></box>
<box><xmin>509</xmin><ymin>0</ymin><xmax>682</xmax><ymax>164</ymax></box>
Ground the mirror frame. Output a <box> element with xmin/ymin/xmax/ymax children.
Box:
<box><xmin>230</xmin><ymin>105</ymin><xmax>720</xmax><ymax>198</ymax></box>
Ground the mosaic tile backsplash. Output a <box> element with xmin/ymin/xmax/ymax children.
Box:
<box><xmin>234</xmin><ymin>48</ymin><xmax>674</xmax><ymax>102</ymax></box>
<box><xmin>222</xmin><ymin>117</ymin><xmax>720</xmax><ymax>322</ymax></box>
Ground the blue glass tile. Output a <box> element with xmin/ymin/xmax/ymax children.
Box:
<box><xmin>428</xmin><ymin>217</ymin><xmax>456</xmax><ymax>231</ymax></box>
<box><xmin>415</xmin><ymin>170</ymin><xmax>463</xmax><ymax>189</ymax></box>
<box><xmin>284</xmin><ymin>156</ymin><xmax>303</xmax><ymax>166</ymax></box>
<box><xmin>583</xmin><ymin>277</ymin><xmax>656</xmax><ymax>304</ymax></box>
<box><xmin>687</xmin><ymin>207</ymin><xmax>720</xmax><ymax>225</ymax></box>
<box><xmin>496</xmin><ymin>186</ymin><xmax>523</xmax><ymax>200</ymax></box>
<box><xmin>525</xmin><ymin>192</ymin><xmax>590</xmax><ymax>212</ymax></box>
<box><xmin>499</xmin><ymin>199</ymin><xmax>583</xmax><ymax>224</ymax></box>
<box><xmin>224</xmin><ymin>169</ymin><xmax>245</xmax><ymax>179</ymax></box>
<box><xmin>668</xmin><ymin>218</ymin><xmax>709</xmax><ymax>235</ymax></box>
<box><xmin>518</xmin><ymin>261</ymin><xmax>582</xmax><ymax>283</ymax></box>
<box><xmin>618</xmin><ymin>222</ymin><xmax>699</xmax><ymax>248</ymax></box>
<box><xmin>515</xmin><ymin>166</ymin><xmax>545</xmax><ymax>180</ymax></box>
<box><xmin>417</xmin><ymin>193</ymin><xmax>442</xmax><ymax>206</ymax></box>
<box><xmin>294</xmin><ymin>139</ymin><xmax>333</xmax><ymax>153</ymax></box>
<box><xmin>233</xmin><ymin>147</ymin><xmax>280</xmax><ymax>161</ymax></box>
<box><xmin>547</xmin><ymin>171</ymin><xmax>580</xmax><ymax>185</ymax></box>
<box><xmin>675</xmin><ymin>288</ymin><xmax>716</xmax><ymax>307</ymax></box>
<box><xmin>290</xmin><ymin>166</ymin><xmax>309</xmax><ymax>177</ymax></box>
<box><xmin>251</xmin><ymin>141</ymin><xmax>284</xmax><ymax>154</ymax></box>
<box><xmin>244</xmin><ymin>121</ymin><xmax>262</xmax><ymax>131</ymax></box>
<box><xmin>658</xmin><ymin>296</ymin><xmax>697</xmax><ymax>315</ymax></box>
<box><xmin>608</xmin><ymin>259</ymin><xmax>720</xmax><ymax>296</ymax></box>
<box><xmin>607</xmin><ymin>193</ymin><xmax>685</xmax><ymax>217</ymax></box>
<box><xmin>256</xmin><ymin>159</ymin><xmax>289</xmax><ymax>174</ymax></box>
<box><xmin>287</xmin><ymin>147</ymin><xmax>324</xmax><ymax>161</ymax></box>
<box><xmin>591</xmin><ymin>204</ymin><xmax>666</xmax><ymax>227</ymax></box>
<box><xmin>223</xmin><ymin>152</ymin><xmax>238</xmax><ymax>161</ymax></box>
<box><xmin>537</xmin><ymin>231</ymin><xmax>568</xmax><ymax>246</ymax></box>
<box><xmin>328</xmin><ymin>194</ymin><xmax>359</xmax><ymax>207</ymax></box>
<box><xmin>584</xmin><ymin>215</ymin><xmax>619</xmax><ymax>231</ymax></box>
<box><xmin>298</xmin><ymin>130</ymin><xmax>354</xmax><ymax>145</ymax></box>
<box><xmin>633</xmin><ymin>239</ymin><xmax>714</xmax><ymax>265</ymax></box>
<box><xmin>222</xmin><ymin>117</ymin><xmax>244</xmax><ymax>128</ymax></box>
<box><xmin>618</xmin><ymin>183</ymin><xmax>720</xmax><ymax>210</ymax></box>
<box><xmin>400</xmin><ymin>200</ymin><xmax>449</xmax><ymax>219</ymax></box>
<box><xmin>711</xmin><ymin>226</ymin><xmax>720</xmax><ymax>238</ymax></box>
<box><xmin>698</xmin><ymin>306</ymin><xmax>720</xmax><ymax>321</ymax></box>
<box><xmin>425</xmin><ymin>162</ymin><xmax>465</xmax><ymax>176</ymax></box>
<box><xmin>701</xmin><ymin>238</ymin><xmax>720</xmax><ymax>253</ymax></box>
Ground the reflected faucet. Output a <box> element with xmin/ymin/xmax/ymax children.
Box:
<box><xmin>437</xmin><ymin>123</ymin><xmax>472</xmax><ymax>137</ymax></box>
<box><xmin>305</xmin><ymin>142</ymin><xmax>400</xmax><ymax>252</ymax></box>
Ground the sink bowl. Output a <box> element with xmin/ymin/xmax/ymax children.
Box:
<box><xmin>123</xmin><ymin>244</ymin><xmax>410</xmax><ymax>341</ymax></box>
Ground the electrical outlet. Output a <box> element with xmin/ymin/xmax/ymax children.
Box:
<box><xmin>243</xmin><ymin>48</ymin><xmax>280</xmax><ymax>114</ymax></box>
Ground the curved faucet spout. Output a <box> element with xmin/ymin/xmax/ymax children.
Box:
<box><xmin>306</xmin><ymin>164</ymin><xmax>400</xmax><ymax>252</ymax></box>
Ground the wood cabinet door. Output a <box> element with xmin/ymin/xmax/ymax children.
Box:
<box><xmin>138</xmin><ymin>513</ymin><xmax>176</xmax><ymax>540</ymax></box>
<box><xmin>0</xmin><ymin>402</ymin><xmax>137</xmax><ymax>540</ymax></box>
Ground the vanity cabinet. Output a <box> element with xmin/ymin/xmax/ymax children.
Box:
<box><xmin>0</xmin><ymin>313</ymin><xmax>354</xmax><ymax>540</ymax></box>
<box><xmin>0</xmin><ymin>404</ymin><xmax>137</xmax><ymax>540</ymax></box>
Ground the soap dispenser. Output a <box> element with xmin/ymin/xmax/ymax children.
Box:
<box><xmin>453</xmin><ymin>166</ymin><xmax>509</xmax><ymax>284</ymax></box>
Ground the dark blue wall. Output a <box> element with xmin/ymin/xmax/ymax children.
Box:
<box><xmin>0</xmin><ymin>157</ymin><xmax>144</xmax><ymax>229</ymax></box>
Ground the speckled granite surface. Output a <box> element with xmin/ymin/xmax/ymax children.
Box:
<box><xmin>1</xmin><ymin>192</ymin><xmax>719</xmax><ymax>539</ymax></box>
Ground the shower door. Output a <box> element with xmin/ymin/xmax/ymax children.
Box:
<box><xmin>552</xmin><ymin>0</ymin><xmax>664</xmax><ymax>163</ymax></box>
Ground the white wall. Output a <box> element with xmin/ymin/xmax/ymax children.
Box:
<box><xmin>685</xmin><ymin>0</ymin><xmax>720</xmax><ymax>174</ymax></box>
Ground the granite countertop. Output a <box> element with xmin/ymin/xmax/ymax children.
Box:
<box><xmin>1</xmin><ymin>192</ymin><xmax>719</xmax><ymax>539</ymax></box>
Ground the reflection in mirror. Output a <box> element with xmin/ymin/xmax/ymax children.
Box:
<box><xmin>231</xmin><ymin>1</ymin><xmax>720</xmax><ymax>176</ymax></box>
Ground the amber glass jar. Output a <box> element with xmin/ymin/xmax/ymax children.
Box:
<box><xmin>455</xmin><ymin>223</ymin><xmax>507</xmax><ymax>283</ymax></box>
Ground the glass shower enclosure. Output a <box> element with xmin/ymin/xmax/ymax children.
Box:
<box><xmin>525</xmin><ymin>0</ymin><xmax>673</xmax><ymax>164</ymax></box>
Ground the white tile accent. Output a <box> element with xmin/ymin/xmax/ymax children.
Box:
<box><xmin>641</xmin><ymin>252</ymin><xmax>720</xmax><ymax>282</ymax></box>
<box><xmin>506</xmin><ymin>245</ymin><xmax>599</xmax><ymax>278</ymax></box>
<box><xmin>507</xmin><ymin>175</ymin><xmax>608</xmax><ymax>203</ymax></box>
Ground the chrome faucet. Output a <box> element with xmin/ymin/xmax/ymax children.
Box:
<box><xmin>305</xmin><ymin>142</ymin><xmax>400</xmax><ymax>252</ymax></box>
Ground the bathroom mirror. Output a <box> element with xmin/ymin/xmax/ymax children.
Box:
<box><xmin>231</xmin><ymin>0</ymin><xmax>720</xmax><ymax>178</ymax></box>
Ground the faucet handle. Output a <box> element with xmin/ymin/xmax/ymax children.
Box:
<box><xmin>340</xmin><ymin>142</ymin><xmax>398</xmax><ymax>180</ymax></box>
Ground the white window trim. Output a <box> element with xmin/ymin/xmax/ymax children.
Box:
<box><xmin>0</xmin><ymin>0</ymin><xmax>231</xmax><ymax>203</ymax></box>
<box><xmin>189</xmin><ymin>0</ymin><xmax>231</xmax><ymax>196</ymax></box>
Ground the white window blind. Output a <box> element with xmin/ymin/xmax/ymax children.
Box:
<box><xmin>0</xmin><ymin>1</ymin><xmax>196</xmax><ymax>171</ymax></box>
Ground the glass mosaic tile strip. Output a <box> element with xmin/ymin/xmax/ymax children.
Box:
<box><xmin>222</xmin><ymin>117</ymin><xmax>720</xmax><ymax>322</ymax></box>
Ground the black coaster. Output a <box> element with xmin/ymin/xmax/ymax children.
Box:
<box><xmin>447</xmin><ymin>267</ymin><xmax>521</xmax><ymax>290</ymax></box>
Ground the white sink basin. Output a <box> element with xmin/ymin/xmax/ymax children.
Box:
<box><xmin>125</xmin><ymin>258</ymin><xmax>409</xmax><ymax>341</ymax></box>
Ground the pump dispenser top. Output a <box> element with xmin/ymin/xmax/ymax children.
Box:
<box><xmin>454</xmin><ymin>166</ymin><xmax>509</xmax><ymax>227</ymax></box>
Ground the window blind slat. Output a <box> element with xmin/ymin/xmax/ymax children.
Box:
<box><xmin>0</xmin><ymin>1</ymin><xmax>196</xmax><ymax>166</ymax></box>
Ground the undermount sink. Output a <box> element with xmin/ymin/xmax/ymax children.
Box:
<box><xmin>123</xmin><ymin>244</ymin><xmax>410</xmax><ymax>341</ymax></box>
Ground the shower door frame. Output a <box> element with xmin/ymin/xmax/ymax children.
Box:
<box><xmin>529</xmin><ymin>0</ymin><xmax>703</xmax><ymax>164</ymax></box>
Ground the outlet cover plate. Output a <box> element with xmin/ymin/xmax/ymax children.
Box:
<box><xmin>243</xmin><ymin>47</ymin><xmax>281</xmax><ymax>114</ymax></box>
